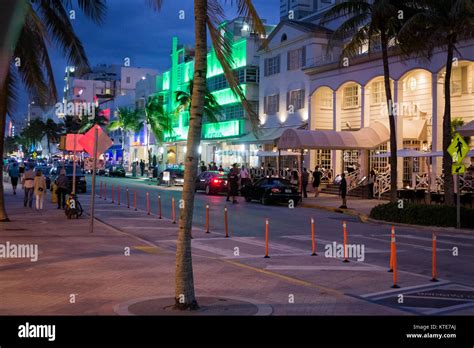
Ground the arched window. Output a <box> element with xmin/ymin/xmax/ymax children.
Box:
<box><xmin>281</xmin><ymin>33</ymin><xmax>287</xmax><ymax>42</ymax></box>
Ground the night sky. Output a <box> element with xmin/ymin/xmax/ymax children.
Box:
<box><xmin>14</xmin><ymin>0</ymin><xmax>279</xmax><ymax>120</ymax></box>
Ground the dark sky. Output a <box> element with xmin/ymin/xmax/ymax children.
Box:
<box><xmin>15</xmin><ymin>0</ymin><xmax>279</xmax><ymax>120</ymax></box>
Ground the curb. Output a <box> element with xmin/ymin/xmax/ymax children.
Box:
<box><xmin>301</xmin><ymin>202</ymin><xmax>474</xmax><ymax>234</ymax></box>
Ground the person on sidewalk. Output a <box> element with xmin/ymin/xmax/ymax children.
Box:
<box><xmin>290</xmin><ymin>170</ymin><xmax>299</xmax><ymax>187</ymax></box>
<box><xmin>240</xmin><ymin>165</ymin><xmax>250</xmax><ymax>187</ymax></box>
<box><xmin>131</xmin><ymin>161</ymin><xmax>137</xmax><ymax>177</ymax></box>
<box><xmin>22</xmin><ymin>164</ymin><xmax>35</xmax><ymax>208</ymax></box>
<box><xmin>368</xmin><ymin>169</ymin><xmax>376</xmax><ymax>199</ymax></box>
<box><xmin>139</xmin><ymin>160</ymin><xmax>145</xmax><ymax>176</ymax></box>
<box><xmin>34</xmin><ymin>169</ymin><xmax>47</xmax><ymax>210</ymax></box>
<box><xmin>312</xmin><ymin>166</ymin><xmax>322</xmax><ymax>198</ymax></box>
<box><xmin>8</xmin><ymin>162</ymin><xmax>20</xmax><ymax>195</ymax></box>
<box><xmin>339</xmin><ymin>173</ymin><xmax>347</xmax><ymax>209</ymax></box>
<box><xmin>55</xmin><ymin>169</ymin><xmax>69</xmax><ymax>209</ymax></box>
<box><xmin>227</xmin><ymin>163</ymin><xmax>239</xmax><ymax>204</ymax></box>
<box><xmin>302</xmin><ymin>168</ymin><xmax>309</xmax><ymax>198</ymax></box>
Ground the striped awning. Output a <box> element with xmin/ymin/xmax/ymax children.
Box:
<box><xmin>277</xmin><ymin>121</ymin><xmax>390</xmax><ymax>150</ymax></box>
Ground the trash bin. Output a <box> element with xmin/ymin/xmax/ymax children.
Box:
<box><xmin>51</xmin><ymin>183</ymin><xmax>58</xmax><ymax>204</ymax></box>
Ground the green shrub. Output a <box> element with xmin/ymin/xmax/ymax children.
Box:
<box><xmin>369</xmin><ymin>202</ymin><xmax>474</xmax><ymax>229</ymax></box>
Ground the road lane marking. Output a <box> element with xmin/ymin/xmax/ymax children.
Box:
<box><xmin>266</xmin><ymin>265</ymin><xmax>386</xmax><ymax>271</ymax></box>
<box><xmin>370</xmin><ymin>234</ymin><xmax>473</xmax><ymax>247</ymax></box>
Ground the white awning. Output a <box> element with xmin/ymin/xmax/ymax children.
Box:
<box><xmin>404</xmin><ymin>119</ymin><xmax>427</xmax><ymax>140</ymax></box>
<box><xmin>458</xmin><ymin>121</ymin><xmax>474</xmax><ymax>137</ymax></box>
<box><xmin>277</xmin><ymin>121</ymin><xmax>390</xmax><ymax>150</ymax></box>
<box><xmin>372</xmin><ymin>148</ymin><xmax>429</xmax><ymax>158</ymax></box>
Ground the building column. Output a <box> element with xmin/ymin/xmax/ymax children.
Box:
<box><xmin>431</xmin><ymin>72</ymin><xmax>440</xmax><ymax>190</ymax></box>
<box><xmin>360</xmin><ymin>85</ymin><xmax>365</xmax><ymax>128</ymax></box>
<box><xmin>332</xmin><ymin>90</ymin><xmax>342</xmax><ymax>175</ymax></box>
<box><xmin>394</xmin><ymin>79</ymin><xmax>403</xmax><ymax>189</ymax></box>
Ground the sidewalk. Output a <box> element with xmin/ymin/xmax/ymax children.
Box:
<box><xmin>301</xmin><ymin>193</ymin><xmax>382</xmax><ymax>218</ymax></box>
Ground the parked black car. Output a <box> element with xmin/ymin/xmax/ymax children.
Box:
<box><xmin>105</xmin><ymin>165</ymin><xmax>126</xmax><ymax>177</ymax></box>
<box><xmin>50</xmin><ymin>165</ymin><xmax>87</xmax><ymax>193</ymax></box>
<box><xmin>241</xmin><ymin>177</ymin><xmax>301</xmax><ymax>206</ymax></box>
<box><xmin>34</xmin><ymin>165</ymin><xmax>52</xmax><ymax>189</ymax></box>
<box><xmin>195</xmin><ymin>171</ymin><xmax>228</xmax><ymax>195</ymax></box>
<box><xmin>157</xmin><ymin>168</ymin><xmax>185</xmax><ymax>186</ymax></box>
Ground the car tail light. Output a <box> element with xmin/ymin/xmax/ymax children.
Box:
<box><xmin>271</xmin><ymin>188</ymin><xmax>280</xmax><ymax>193</ymax></box>
<box><xmin>213</xmin><ymin>179</ymin><xmax>221</xmax><ymax>184</ymax></box>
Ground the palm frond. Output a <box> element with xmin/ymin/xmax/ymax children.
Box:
<box><xmin>146</xmin><ymin>0</ymin><xmax>163</xmax><ymax>11</ymax></box>
<box><xmin>322</xmin><ymin>0</ymin><xmax>371</xmax><ymax>23</ymax></box>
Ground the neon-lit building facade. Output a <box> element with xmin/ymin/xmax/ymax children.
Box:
<box><xmin>154</xmin><ymin>17</ymin><xmax>275</xmax><ymax>167</ymax></box>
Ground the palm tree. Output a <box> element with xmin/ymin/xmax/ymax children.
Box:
<box><xmin>323</xmin><ymin>0</ymin><xmax>410</xmax><ymax>203</ymax></box>
<box><xmin>3</xmin><ymin>136</ymin><xmax>19</xmax><ymax>156</ymax></box>
<box><xmin>0</xmin><ymin>1</ymin><xmax>106</xmax><ymax>222</ymax></box>
<box><xmin>107</xmin><ymin>107</ymin><xmax>142</xmax><ymax>163</ymax></box>
<box><xmin>20</xmin><ymin>118</ymin><xmax>46</xmax><ymax>152</ymax></box>
<box><xmin>138</xmin><ymin>95</ymin><xmax>173</xmax><ymax>167</ymax></box>
<box><xmin>150</xmin><ymin>0</ymin><xmax>266</xmax><ymax>310</ymax></box>
<box><xmin>398</xmin><ymin>0</ymin><xmax>474</xmax><ymax>206</ymax></box>
<box><xmin>43</xmin><ymin>118</ymin><xmax>64</xmax><ymax>157</ymax></box>
<box><xmin>78</xmin><ymin>107</ymin><xmax>109</xmax><ymax>133</ymax></box>
<box><xmin>175</xmin><ymin>78</ymin><xmax>223</xmax><ymax>123</ymax></box>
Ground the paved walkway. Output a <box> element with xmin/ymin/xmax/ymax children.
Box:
<box><xmin>1</xmin><ymin>186</ymin><xmax>472</xmax><ymax>315</ymax></box>
<box><xmin>300</xmin><ymin>193</ymin><xmax>382</xmax><ymax>217</ymax></box>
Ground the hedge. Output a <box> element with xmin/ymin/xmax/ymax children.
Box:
<box><xmin>369</xmin><ymin>202</ymin><xmax>474</xmax><ymax>229</ymax></box>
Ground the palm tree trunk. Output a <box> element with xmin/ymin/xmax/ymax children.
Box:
<box><xmin>442</xmin><ymin>39</ymin><xmax>455</xmax><ymax>206</ymax></box>
<box><xmin>381</xmin><ymin>32</ymin><xmax>397</xmax><ymax>202</ymax></box>
<box><xmin>0</xmin><ymin>84</ymin><xmax>10</xmax><ymax>222</ymax></box>
<box><xmin>174</xmin><ymin>0</ymin><xmax>207</xmax><ymax>310</ymax></box>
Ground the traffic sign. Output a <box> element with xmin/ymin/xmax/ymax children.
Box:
<box><xmin>447</xmin><ymin>133</ymin><xmax>469</xmax><ymax>163</ymax></box>
<box><xmin>452</xmin><ymin>164</ymin><xmax>466</xmax><ymax>175</ymax></box>
<box><xmin>79</xmin><ymin>125</ymin><xmax>113</xmax><ymax>156</ymax></box>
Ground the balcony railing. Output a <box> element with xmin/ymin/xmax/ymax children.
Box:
<box><xmin>304</xmin><ymin>53</ymin><xmax>336</xmax><ymax>69</ymax></box>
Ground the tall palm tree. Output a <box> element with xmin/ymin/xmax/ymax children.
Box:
<box><xmin>138</xmin><ymin>95</ymin><xmax>172</xmax><ymax>167</ymax></box>
<box><xmin>107</xmin><ymin>106</ymin><xmax>142</xmax><ymax>163</ymax></box>
<box><xmin>20</xmin><ymin>118</ymin><xmax>46</xmax><ymax>152</ymax></box>
<box><xmin>398</xmin><ymin>0</ymin><xmax>474</xmax><ymax>206</ymax></box>
<box><xmin>0</xmin><ymin>0</ymin><xmax>106</xmax><ymax>222</ymax></box>
<box><xmin>323</xmin><ymin>0</ymin><xmax>410</xmax><ymax>203</ymax></box>
<box><xmin>150</xmin><ymin>0</ymin><xmax>266</xmax><ymax>310</ymax></box>
<box><xmin>43</xmin><ymin>118</ymin><xmax>64</xmax><ymax>156</ymax></box>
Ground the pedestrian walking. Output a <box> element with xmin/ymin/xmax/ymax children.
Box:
<box><xmin>312</xmin><ymin>166</ymin><xmax>322</xmax><ymax>197</ymax></box>
<box><xmin>55</xmin><ymin>169</ymin><xmax>69</xmax><ymax>209</ymax></box>
<box><xmin>368</xmin><ymin>169</ymin><xmax>376</xmax><ymax>199</ymax></box>
<box><xmin>139</xmin><ymin>160</ymin><xmax>145</xmax><ymax>176</ymax></box>
<box><xmin>240</xmin><ymin>165</ymin><xmax>250</xmax><ymax>187</ymax></box>
<box><xmin>218</xmin><ymin>164</ymin><xmax>224</xmax><ymax>172</ymax></box>
<box><xmin>131</xmin><ymin>161</ymin><xmax>137</xmax><ymax>177</ymax></box>
<box><xmin>339</xmin><ymin>172</ymin><xmax>347</xmax><ymax>209</ymax></box>
<box><xmin>227</xmin><ymin>163</ymin><xmax>239</xmax><ymax>204</ymax></box>
<box><xmin>200</xmin><ymin>161</ymin><xmax>207</xmax><ymax>173</ymax></box>
<box><xmin>21</xmin><ymin>164</ymin><xmax>35</xmax><ymax>208</ymax></box>
<box><xmin>302</xmin><ymin>168</ymin><xmax>309</xmax><ymax>198</ymax></box>
<box><xmin>290</xmin><ymin>170</ymin><xmax>299</xmax><ymax>186</ymax></box>
<box><xmin>34</xmin><ymin>169</ymin><xmax>47</xmax><ymax>210</ymax></box>
<box><xmin>8</xmin><ymin>162</ymin><xmax>20</xmax><ymax>195</ymax></box>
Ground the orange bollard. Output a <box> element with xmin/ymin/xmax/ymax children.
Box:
<box><xmin>126</xmin><ymin>187</ymin><xmax>130</xmax><ymax>208</ymax></box>
<box><xmin>311</xmin><ymin>217</ymin><xmax>317</xmax><ymax>256</ymax></box>
<box><xmin>99</xmin><ymin>182</ymin><xmax>103</xmax><ymax>198</ymax></box>
<box><xmin>391</xmin><ymin>232</ymin><xmax>400</xmax><ymax>288</ymax></box>
<box><xmin>205</xmin><ymin>204</ymin><xmax>210</xmax><ymax>233</ymax></box>
<box><xmin>264</xmin><ymin>218</ymin><xmax>270</xmax><ymax>258</ymax></box>
<box><xmin>343</xmin><ymin>221</ymin><xmax>349</xmax><ymax>263</ymax></box>
<box><xmin>111</xmin><ymin>184</ymin><xmax>115</xmax><ymax>204</ymax></box>
<box><xmin>117</xmin><ymin>186</ymin><xmax>121</xmax><ymax>205</ymax></box>
<box><xmin>389</xmin><ymin>226</ymin><xmax>395</xmax><ymax>272</ymax></box>
<box><xmin>431</xmin><ymin>233</ymin><xmax>439</xmax><ymax>282</ymax></box>
<box><xmin>146</xmin><ymin>192</ymin><xmax>150</xmax><ymax>215</ymax></box>
<box><xmin>134</xmin><ymin>191</ymin><xmax>137</xmax><ymax>211</ymax></box>
<box><xmin>171</xmin><ymin>197</ymin><xmax>176</xmax><ymax>224</ymax></box>
<box><xmin>224</xmin><ymin>207</ymin><xmax>229</xmax><ymax>238</ymax></box>
<box><xmin>158</xmin><ymin>195</ymin><xmax>162</xmax><ymax>219</ymax></box>
<box><xmin>104</xmin><ymin>183</ymin><xmax>107</xmax><ymax>200</ymax></box>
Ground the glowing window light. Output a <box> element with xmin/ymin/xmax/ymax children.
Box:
<box><xmin>162</xmin><ymin>71</ymin><xmax>170</xmax><ymax>90</ymax></box>
<box><xmin>207</xmin><ymin>39</ymin><xmax>247</xmax><ymax>78</ymax></box>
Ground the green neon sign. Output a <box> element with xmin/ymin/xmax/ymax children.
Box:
<box><xmin>207</xmin><ymin>39</ymin><xmax>247</xmax><ymax>78</ymax></box>
<box><xmin>202</xmin><ymin>120</ymin><xmax>244</xmax><ymax>140</ymax></box>
<box><xmin>164</xmin><ymin>120</ymin><xmax>244</xmax><ymax>142</ymax></box>
<box><xmin>162</xmin><ymin>71</ymin><xmax>170</xmax><ymax>90</ymax></box>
